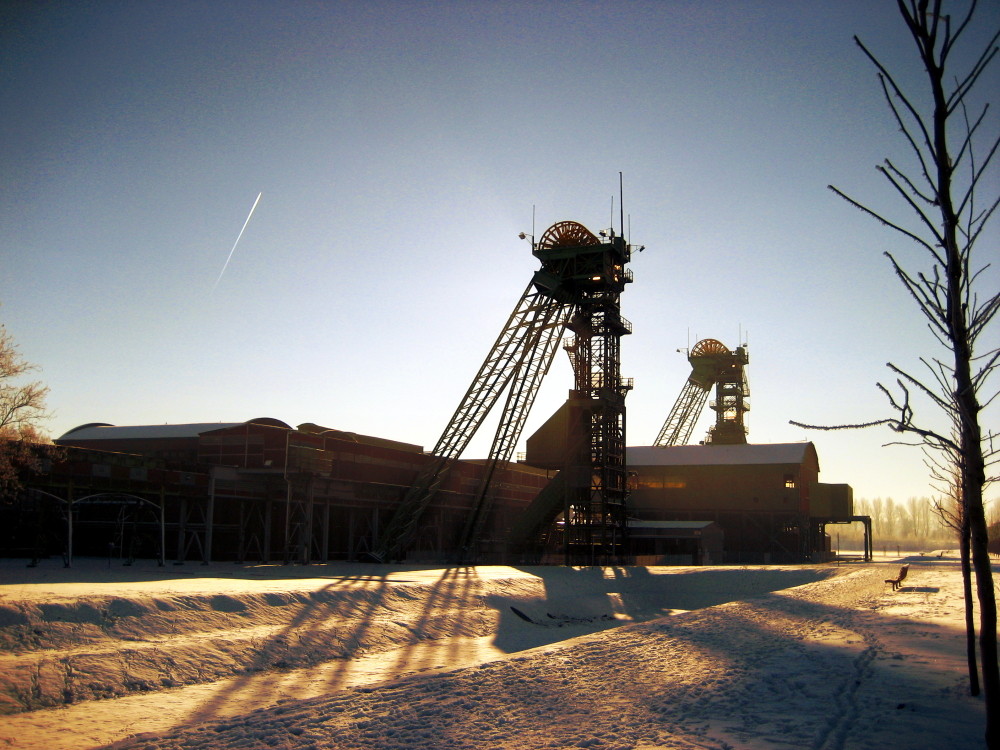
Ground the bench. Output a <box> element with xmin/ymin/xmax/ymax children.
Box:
<box><xmin>885</xmin><ymin>564</ymin><xmax>909</xmax><ymax>591</ymax></box>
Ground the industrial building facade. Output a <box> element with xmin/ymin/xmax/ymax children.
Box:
<box><xmin>5</xmin><ymin>419</ymin><xmax>550</xmax><ymax>565</ymax></box>
<box><xmin>1</xmin><ymin>420</ymin><xmax>866</xmax><ymax>566</ymax></box>
<box><xmin>626</xmin><ymin>443</ymin><xmax>865</xmax><ymax>563</ymax></box>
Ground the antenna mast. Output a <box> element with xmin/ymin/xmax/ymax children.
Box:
<box><xmin>619</xmin><ymin>172</ymin><xmax>624</xmax><ymax>240</ymax></box>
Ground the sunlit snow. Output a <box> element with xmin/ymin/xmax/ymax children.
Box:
<box><xmin>0</xmin><ymin>553</ymin><xmax>987</xmax><ymax>750</ymax></box>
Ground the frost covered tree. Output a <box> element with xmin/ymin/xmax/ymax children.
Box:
<box><xmin>791</xmin><ymin>1</ymin><xmax>999</xmax><ymax>744</ymax></box>
<box><xmin>0</xmin><ymin>322</ymin><xmax>55</xmax><ymax>499</ymax></box>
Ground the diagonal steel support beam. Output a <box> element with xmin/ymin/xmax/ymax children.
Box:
<box><xmin>653</xmin><ymin>379</ymin><xmax>711</xmax><ymax>446</ymax></box>
<box><xmin>368</xmin><ymin>283</ymin><xmax>568</xmax><ymax>562</ymax></box>
<box><xmin>454</xmin><ymin>302</ymin><xmax>573</xmax><ymax>562</ymax></box>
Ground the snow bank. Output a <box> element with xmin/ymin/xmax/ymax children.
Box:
<box><xmin>0</xmin><ymin>560</ymin><xmax>835</xmax><ymax>715</ymax></box>
<box><xmin>0</xmin><ymin>555</ymin><xmax>989</xmax><ymax>750</ymax></box>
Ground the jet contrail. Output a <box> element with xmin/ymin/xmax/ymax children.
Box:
<box><xmin>212</xmin><ymin>191</ymin><xmax>262</xmax><ymax>293</ymax></box>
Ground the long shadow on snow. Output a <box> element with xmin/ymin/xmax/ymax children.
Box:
<box><xmin>484</xmin><ymin>565</ymin><xmax>838</xmax><ymax>654</ymax></box>
<box><xmin>99</xmin><ymin>564</ymin><xmax>982</xmax><ymax>750</ymax></box>
<box><xmin>182</xmin><ymin>564</ymin><xmax>497</xmax><ymax>728</ymax></box>
<box><xmin>512</xmin><ymin>563</ymin><xmax>838</xmax><ymax>610</ymax></box>
<box><xmin>183</xmin><ymin>570</ymin><xmax>393</xmax><ymax>726</ymax></box>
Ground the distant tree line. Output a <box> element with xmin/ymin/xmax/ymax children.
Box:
<box><xmin>862</xmin><ymin>496</ymin><xmax>951</xmax><ymax>545</ymax></box>
<box><xmin>835</xmin><ymin>496</ymin><xmax>995</xmax><ymax>550</ymax></box>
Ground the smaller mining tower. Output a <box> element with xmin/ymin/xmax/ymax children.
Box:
<box><xmin>705</xmin><ymin>342</ymin><xmax>749</xmax><ymax>445</ymax></box>
<box><xmin>653</xmin><ymin>338</ymin><xmax>749</xmax><ymax>447</ymax></box>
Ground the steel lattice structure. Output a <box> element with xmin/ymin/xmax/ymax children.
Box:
<box><xmin>368</xmin><ymin>220</ymin><xmax>635</xmax><ymax>563</ymax></box>
<box><xmin>654</xmin><ymin>380</ymin><xmax>712</xmax><ymax>447</ymax></box>
<box><xmin>536</xmin><ymin>222</ymin><xmax>633</xmax><ymax>563</ymax></box>
<box><xmin>653</xmin><ymin>338</ymin><xmax>750</xmax><ymax>446</ymax></box>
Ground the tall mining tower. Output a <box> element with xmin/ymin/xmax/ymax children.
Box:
<box><xmin>531</xmin><ymin>221</ymin><xmax>633</xmax><ymax>563</ymax></box>
<box><xmin>366</xmin><ymin>216</ymin><xmax>636</xmax><ymax>565</ymax></box>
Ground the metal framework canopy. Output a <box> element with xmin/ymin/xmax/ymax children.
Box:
<box><xmin>654</xmin><ymin>338</ymin><xmax>750</xmax><ymax>447</ymax></box>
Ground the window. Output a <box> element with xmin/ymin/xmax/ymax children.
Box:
<box><xmin>784</xmin><ymin>474</ymin><xmax>796</xmax><ymax>489</ymax></box>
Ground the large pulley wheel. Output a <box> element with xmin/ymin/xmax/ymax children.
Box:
<box><xmin>691</xmin><ymin>338</ymin><xmax>729</xmax><ymax>357</ymax></box>
<box><xmin>537</xmin><ymin>220</ymin><xmax>600</xmax><ymax>250</ymax></box>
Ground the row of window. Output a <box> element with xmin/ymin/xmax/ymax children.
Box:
<box><xmin>631</xmin><ymin>473</ymin><xmax>797</xmax><ymax>490</ymax></box>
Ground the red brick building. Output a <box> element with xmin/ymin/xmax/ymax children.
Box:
<box><xmin>8</xmin><ymin>418</ymin><xmax>551</xmax><ymax>564</ymax></box>
<box><xmin>4</xmin><ymin>422</ymin><xmax>867</xmax><ymax>565</ymax></box>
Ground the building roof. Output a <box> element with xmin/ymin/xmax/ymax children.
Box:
<box><xmin>626</xmin><ymin>442</ymin><xmax>818</xmax><ymax>468</ymax></box>
<box><xmin>55</xmin><ymin>420</ymin><xmax>422</xmax><ymax>455</ymax></box>
<box><xmin>59</xmin><ymin>422</ymin><xmax>258</xmax><ymax>441</ymax></box>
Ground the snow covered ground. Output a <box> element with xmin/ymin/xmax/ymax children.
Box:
<box><xmin>0</xmin><ymin>552</ymin><xmax>991</xmax><ymax>750</ymax></box>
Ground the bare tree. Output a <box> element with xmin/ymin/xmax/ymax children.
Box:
<box><xmin>931</xmin><ymin>452</ymin><xmax>980</xmax><ymax>695</ymax></box>
<box><xmin>791</xmin><ymin>2</ymin><xmax>999</xmax><ymax>744</ymax></box>
<box><xmin>0</xmin><ymin>322</ymin><xmax>55</xmax><ymax>499</ymax></box>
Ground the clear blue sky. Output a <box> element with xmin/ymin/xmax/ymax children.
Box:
<box><xmin>2</xmin><ymin>1</ymin><xmax>997</xmax><ymax>506</ymax></box>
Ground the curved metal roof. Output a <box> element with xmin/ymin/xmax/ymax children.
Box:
<box><xmin>57</xmin><ymin>420</ymin><xmax>287</xmax><ymax>441</ymax></box>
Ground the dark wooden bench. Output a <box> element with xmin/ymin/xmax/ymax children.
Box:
<box><xmin>885</xmin><ymin>564</ymin><xmax>909</xmax><ymax>591</ymax></box>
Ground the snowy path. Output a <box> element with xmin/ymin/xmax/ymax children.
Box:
<box><xmin>0</xmin><ymin>556</ymin><xmax>990</xmax><ymax>750</ymax></box>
